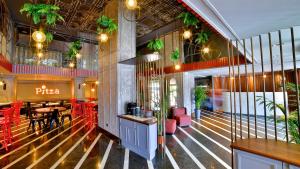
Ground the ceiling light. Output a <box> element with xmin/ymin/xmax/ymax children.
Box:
<box><xmin>76</xmin><ymin>53</ymin><xmax>81</xmax><ymax>59</ymax></box>
<box><xmin>0</xmin><ymin>81</ymin><xmax>4</xmax><ymax>86</ymax></box>
<box><xmin>98</xmin><ymin>33</ymin><xmax>108</xmax><ymax>43</ymax></box>
<box><xmin>82</xmin><ymin>83</ymin><xmax>86</xmax><ymax>86</ymax></box>
<box><xmin>95</xmin><ymin>81</ymin><xmax>99</xmax><ymax>85</ymax></box>
<box><xmin>36</xmin><ymin>43</ymin><xmax>43</xmax><ymax>49</ymax></box>
<box><xmin>32</xmin><ymin>30</ymin><xmax>46</xmax><ymax>43</ymax></box>
<box><xmin>41</xmin><ymin>85</ymin><xmax>46</xmax><ymax>89</ymax></box>
<box><xmin>202</xmin><ymin>47</ymin><xmax>210</xmax><ymax>54</ymax></box>
<box><xmin>126</xmin><ymin>0</ymin><xmax>138</xmax><ymax>10</ymax></box>
<box><xmin>175</xmin><ymin>64</ymin><xmax>181</xmax><ymax>70</ymax></box>
<box><xmin>91</xmin><ymin>88</ymin><xmax>95</xmax><ymax>92</ymax></box>
<box><xmin>183</xmin><ymin>30</ymin><xmax>192</xmax><ymax>39</ymax></box>
<box><xmin>263</xmin><ymin>75</ymin><xmax>267</xmax><ymax>78</ymax></box>
<box><xmin>69</xmin><ymin>62</ymin><xmax>75</xmax><ymax>68</ymax></box>
<box><xmin>37</xmin><ymin>52</ymin><xmax>43</xmax><ymax>58</ymax></box>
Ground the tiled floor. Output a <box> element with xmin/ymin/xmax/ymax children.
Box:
<box><xmin>0</xmin><ymin>111</ymin><xmax>284</xmax><ymax>169</ymax></box>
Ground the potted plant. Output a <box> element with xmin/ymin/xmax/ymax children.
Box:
<box><xmin>147</xmin><ymin>39</ymin><xmax>164</xmax><ymax>52</ymax></box>
<box><xmin>194</xmin><ymin>86</ymin><xmax>207</xmax><ymax>119</ymax></box>
<box><xmin>20</xmin><ymin>3</ymin><xmax>64</xmax><ymax>26</ymax></box>
<box><xmin>170</xmin><ymin>48</ymin><xmax>180</xmax><ymax>62</ymax></box>
<box><xmin>96</xmin><ymin>15</ymin><xmax>118</xmax><ymax>34</ymax></box>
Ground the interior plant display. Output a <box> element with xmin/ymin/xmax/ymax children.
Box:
<box><xmin>147</xmin><ymin>39</ymin><xmax>164</xmax><ymax>52</ymax></box>
<box><xmin>194</xmin><ymin>86</ymin><xmax>207</xmax><ymax>119</ymax></box>
<box><xmin>20</xmin><ymin>3</ymin><xmax>64</xmax><ymax>26</ymax></box>
<box><xmin>177</xmin><ymin>12</ymin><xmax>199</xmax><ymax>28</ymax></box>
<box><xmin>256</xmin><ymin>82</ymin><xmax>300</xmax><ymax>144</ymax></box>
<box><xmin>195</xmin><ymin>30</ymin><xmax>210</xmax><ymax>45</ymax></box>
<box><xmin>67</xmin><ymin>40</ymin><xmax>82</xmax><ymax>60</ymax></box>
<box><xmin>96</xmin><ymin>15</ymin><xmax>118</xmax><ymax>34</ymax></box>
<box><xmin>170</xmin><ymin>48</ymin><xmax>180</xmax><ymax>62</ymax></box>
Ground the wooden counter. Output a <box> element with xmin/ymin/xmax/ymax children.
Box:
<box><xmin>118</xmin><ymin>114</ymin><xmax>157</xmax><ymax>125</ymax></box>
<box><xmin>231</xmin><ymin>138</ymin><xmax>300</xmax><ymax>167</ymax></box>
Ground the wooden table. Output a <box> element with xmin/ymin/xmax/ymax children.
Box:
<box><xmin>35</xmin><ymin>107</ymin><xmax>66</xmax><ymax>114</ymax></box>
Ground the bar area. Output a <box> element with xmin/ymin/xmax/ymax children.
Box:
<box><xmin>1</xmin><ymin>0</ymin><xmax>300</xmax><ymax>169</ymax></box>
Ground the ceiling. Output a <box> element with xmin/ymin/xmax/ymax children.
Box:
<box><xmin>182</xmin><ymin>0</ymin><xmax>300</xmax><ymax>40</ymax></box>
<box><xmin>6</xmin><ymin>0</ymin><xmax>185</xmax><ymax>40</ymax></box>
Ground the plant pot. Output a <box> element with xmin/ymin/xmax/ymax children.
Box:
<box><xmin>158</xmin><ymin>135</ymin><xmax>164</xmax><ymax>145</ymax></box>
<box><xmin>195</xmin><ymin>109</ymin><xmax>201</xmax><ymax>119</ymax></box>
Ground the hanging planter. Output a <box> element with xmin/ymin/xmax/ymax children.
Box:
<box><xmin>67</xmin><ymin>40</ymin><xmax>82</xmax><ymax>60</ymax></box>
<box><xmin>170</xmin><ymin>48</ymin><xmax>180</xmax><ymax>62</ymax></box>
<box><xmin>20</xmin><ymin>3</ymin><xmax>64</xmax><ymax>26</ymax></box>
<box><xmin>96</xmin><ymin>15</ymin><xmax>118</xmax><ymax>34</ymax></box>
<box><xmin>177</xmin><ymin>12</ymin><xmax>199</xmax><ymax>28</ymax></box>
<box><xmin>147</xmin><ymin>39</ymin><xmax>164</xmax><ymax>52</ymax></box>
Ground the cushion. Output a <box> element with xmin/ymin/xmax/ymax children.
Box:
<box><xmin>166</xmin><ymin>119</ymin><xmax>176</xmax><ymax>134</ymax></box>
<box><xmin>173</xmin><ymin>107</ymin><xmax>186</xmax><ymax>117</ymax></box>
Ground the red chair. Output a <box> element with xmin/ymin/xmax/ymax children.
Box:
<box><xmin>0</xmin><ymin>108</ymin><xmax>13</xmax><ymax>150</ymax></box>
<box><xmin>84</xmin><ymin>102</ymin><xmax>96</xmax><ymax>128</ymax></box>
<box><xmin>166</xmin><ymin>119</ymin><xmax>176</xmax><ymax>134</ymax></box>
<box><xmin>11</xmin><ymin>101</ymin><xmax>23</xmax><ymax>127</ymax></box>
<box><xmin>70</xmin><ymin>99</ymin><xmax>82</xmax><ymax>117</ymax></box>
<box><xmin>172</xmin><ymin>107</ymin><xmax>191</xmax><ymax>127</ymax></box>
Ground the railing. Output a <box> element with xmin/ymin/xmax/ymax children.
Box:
<box><xmin>13</xmin><ymin>64</ymin><xmax>97</xmax><ymax>77</ymax></box>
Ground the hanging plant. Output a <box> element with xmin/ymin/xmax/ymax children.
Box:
<box><xmin>177</xmin><ymin>12</ymin><xmax>199</xmax><ymax>28</ymax></box>
<box><xmin>195</xmin><ymin>30</ymin><xmax>210</xmax><ymax>45</ymax></box>
<box><xmin>20</xmin><ymin>3</ymin><xmax>64</xmax><ymax>26</ymax></box>
<box><xmin>45</xmin><ymin>31</ymin><xmax>53</xmax><ymax>43</ymax></box>
<box><xmin>170</xmin><ymin>48</ymin><xmax>180</xmax><ymax>62</ymax></box>
<box><xmin>147</xmin><ymin>39</ymin><xmax>164</xmax><ymax>52</ymax></box>
<box><xmin>67</xmin><ymin>40</ymin><xmax>82</xmax><ymax>59</ymax></box>
<box><xmin>96</xmin><ymin>15</ymin><xmax>118</xmax><ymax>34</ymax></box>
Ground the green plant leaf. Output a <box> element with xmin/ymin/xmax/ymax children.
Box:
<box><xmin>194</xmin><ymin>86</ymin><xmax>207</xmax><ymax>109</ymax></box>
<box><xmin>45</xmin><ymin>32</ymin><xmax>53</xmax><ymax>43</ymax></box>
<box><xmin>195</xmin><ymin>30</ymin><xmax>210</xmax><ymax>45</ymax></box>
<box><xmin>96</xmin><ymin>15</ymin><xmax>118</xmax><ymax>34</ymax></box>
<box><xmin>177</xmin><ymin>12</ymin><xmax>199</xmax><ymax>28</ymax></box>
<box><xmin>170</xmin><ymin>48</ymin><xmax>180</xmax><ymax>62</ymax></box>
<box><xmin>147</xmin><ymin>39</ymin><xmax>164</xmax><ymax>52</ymax></box>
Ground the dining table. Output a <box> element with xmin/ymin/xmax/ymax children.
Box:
<box><xmin>34</xmin><ymin>107</ymin><xmax>67</xmax><ymax>128</ymax></box>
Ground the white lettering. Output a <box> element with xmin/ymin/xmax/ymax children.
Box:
<box><xmin>35</xmin><ymin>85</ymin><xmax>60</xmax><ymax>95</ymax></box>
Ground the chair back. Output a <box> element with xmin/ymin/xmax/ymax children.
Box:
<box><xmin>172</xmin><ymin>107</ymin><xmax>187</xmax><ymax>118</ymax></box>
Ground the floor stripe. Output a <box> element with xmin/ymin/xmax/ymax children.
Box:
<box><xmin>172</xmin><ymin>135</ymin><xmax>206</xmax><ymax>169</ymax></box>
<box><xmin>74</xmin><ymin>133</ymin><xmax>102</xmax><ymax>169</ymax></box>
<box><xmin>179</xmin><ymin>128</ymin><xmax>232</xmax><ymax>169</ymax></box>
<box><xmin>0</xmin><ymin>117</ymin><xmax>80</xmax><ymax>160</ymax></box>
<box><xmin>165</xmin><ymin>146</ymin><xmax>180</xmax><ymax>169</ymax></box>
<box><xmin>202</xmin><ymin>111</ymin><xmax>285</xmax><ymax>139</ymax></box>
<box><xmin>99</xmin><ymin>140</ymin><xmax>113</xmax><ymax>169</ymax></box>
<box><xmin>0</xmin><ymin>119</ymin><xmax>71</xmax><ymax>151</ymax></box>
<box><xmin>184</xmin><ymin>126</ymin><xmax>231</xmax><ymax>153</ymax></box>
<box><xmin>123</xmin><ymin>148</ymin><xmax>129</xmax><ymax>169</ymax></box>
<box><xmin>49</xmin><ymin>127</ymin><xmax>95</xmax><ymax>169</ymax></box>
<box><xmin>191</xmin><ymin>120</ymin><xmax>231</xmax><ymax>141</ymax></box>
<box><xmin>26</xmin><ymin>123</ymin><xmax>88</xmax><ymax>169</ymax></box>
<box><xmin>2</xmin><ymin>119</ymin><xmax>84</xmax><ymax>169</ymax></box>
<box><xmin>147</xmin><ymin>160</ymin><xmax>154</xmax><ymax>169</ymax></box>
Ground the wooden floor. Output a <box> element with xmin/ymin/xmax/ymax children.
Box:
<box><xmin>0</xmin><ymin>111</ymin><xmax>286</xmax><ymax>169</ymax></box>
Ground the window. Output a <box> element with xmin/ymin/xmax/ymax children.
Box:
<box><xmin>150</xmin><ymin>80</ymin><xmax>160</xmax><ymax>110</ymax></box>
<box><xmin>169</xmin><ymin>78</ymin><xmax>177</xmax><ymax>107</ymax></box>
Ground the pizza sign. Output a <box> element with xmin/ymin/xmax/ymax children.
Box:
<box><xmin>36</xmin><ymin>85</ymin><xmax>60</xmax><ymax>95</ymax></box>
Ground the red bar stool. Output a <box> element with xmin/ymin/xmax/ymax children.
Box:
<box><xmin>70</xmin><ymin>99</ymin><xmax>82</xmax><ymax>117</ymax></box>
<box><xmin>11</xmin><ymin>101</ymin><xmax>23</xmax><ymax>127</ymax></box>
<box><xmin>0</xmin><ymin>108</ymin><xmax>13</xmax><ymax>151</ymax></box>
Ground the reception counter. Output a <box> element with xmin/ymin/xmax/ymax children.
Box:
<box><xmin>118</xmin><ymin>115</ymin><xmax>157</xmax><ymax>160</ymax></box>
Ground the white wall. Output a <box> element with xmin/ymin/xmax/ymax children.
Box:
<box><xmin>222</xmin><ymin>92</ymin><xmax>288</xmax><ymax>116</ymax></box>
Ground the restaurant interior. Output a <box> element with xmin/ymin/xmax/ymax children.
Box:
<box><xmin>0</xmin><ymin>0</ymin><xmax>300</xmax><ymax>169</ymax></box>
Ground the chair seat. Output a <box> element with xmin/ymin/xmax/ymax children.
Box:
<box><xmin>175</xmin><ymin>115</ymin><xmax>191</xmax><ymax>127</ymax></box>
<box><xmin>166</xmin><ymin>119</ymin><xmax>176</xmax><ymax>134</ymax></box>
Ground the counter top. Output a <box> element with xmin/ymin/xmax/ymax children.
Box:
<box><xmin>118</xmin><ymin>114</ymin><xmax>157</xmax><ymax>125</ymax></box>
<box><xmin>231</xmin><ymin>138</ymin><xmax>300</xmax><ymax>167</ymax></box>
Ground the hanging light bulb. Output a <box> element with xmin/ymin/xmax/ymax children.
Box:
<box><xmin>69</xmin><ymin>62</ymin><xmax>75</xmax><ymax>68</ymax></box>
<box><xmin>0</xmin><ymin>81</ymin><xmax>4</xmax><ymax>86</ymax></box>
<box><xmin>98</xmin><ymin>33</ymin><xmax>109</xmax><ymax>43</ymax></box>
<box><xmin>202</xmin><ymin>47</ymin><xmax>210</xmax><ymax>54</ymax></box>
<box><xmin>32</xmin><ymin>30</ymin><xmax>46</xmax><ymax>43</ymax></box>
<box><xmin>37</xmin><ymin>52</ymin><xmax>43</xmax><ymax>58</ymax></box>
<box><xmin>125</xmin><ymin>0</ymin><xmax>138</xmax><ymax>10</ymax></box>
<box><xmin>41</xmin><ymin>85</ymin><xmax>46</xmax><ymax>89</ymax></box>
<box><xmin>175</xmin><ymin>64</ymin><xmax>181</xmax><ymax>70</ymax></box>
<box><xmin>183</xmin><ymin>30</ymin><xmax>192</xmax><ymax>39</ymax></box>
<box><xmin>82</xmin><ymin>83</ymin><xmax>87</xmax><ymax>86</ymax></box>
<box><xmin>76</xmin><ymin>53</ymin><xmax>81</xmax><ymax>59</ymax></box>
<box><xmin>91</xmin><ymin>88</ymin><xmax>95</xmax><ymax>92</ymax></box>
<box><xmin>36</xmin><ymin>43</ymin><xmax>43</xmax><ymax>49</ymax></box>
<box><xmin>95</xmin><ymin>81</ymin><xmax>99</xmax><ymax>85</ymax></box>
